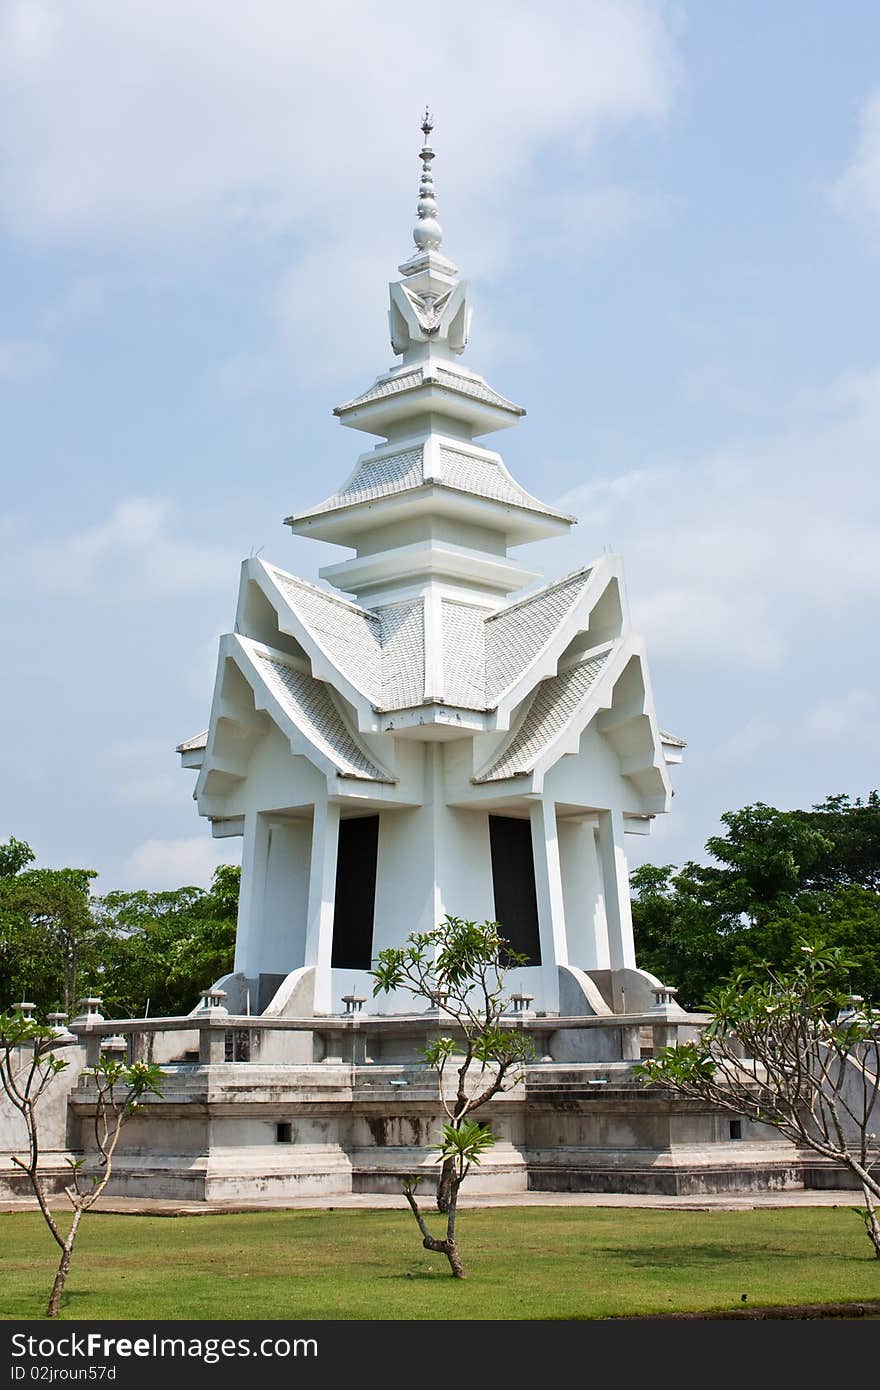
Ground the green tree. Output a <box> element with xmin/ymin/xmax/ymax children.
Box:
<box><xmin>639</xmin><ymin>945</ymin><xmax>880</xmax><ymax>1257</ymax></box>
<box><xmin>632</xmin><ymin>795</ymin><xmax>880</xmax><ymax>1008</ymax></box>
<box><xmin>0</xmin><ymin>840</ymin><xmax>102</xmax><ymax>1013</ymax></box>
<box><xmin>371</xmin><ymin>916</ymin><xmax>533</xmax><ymax>1278</ymax></box>
<box><xmin>94</xmin><ymin>864</ymin><xmax>239</xmax><ymax>1018</ymax></box>
<box><xmin>793</xmin><ymin>792</ymin><xmax>880</xmax><ymax>893</ymax></box>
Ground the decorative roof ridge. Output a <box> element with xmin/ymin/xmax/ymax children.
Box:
<box><xmin>557</xmin><ymin>645</ymin><xmax>614</xmax><ymax>671</ymax></box>
<box><xmin>176</xmin><ymin>729</ymin><xmax>208</xmax><ymax>753</ymax></box>
<box><xmin>239</xmin><ymin>634</ymin><xmax>309</xmax><ymax>669</ymax></box>
<box><xmin>473</xmin><ymin>646</ymin><xmax>614</xmax><ymax>784</ymax></box>
<box><xmin>265</xmin><ymin>563</ymin><xmax>380</xmax><ymax>624</ymax></box>
<box><xmin>659</xmin><ymin>728</ymin><xmax>687</xmax><ymax>747</ymax></box>
<box><xmin>241</xmin><ymin>637</ymin><xmax>394</xmax><ymax>784</ymax></box>
<box><xmin>484</xmin><ymin>564</ymin><xmax>595</xmax><ymax>624</ymax></box>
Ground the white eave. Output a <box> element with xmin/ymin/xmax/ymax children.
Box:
<box><xmin>176</xmin><ymin>729</ymin><xmax>208</xmax><ymax>769</ymax></box>
<box><xmin>333</xmin><ymin>365</ymin><xmax>526</xmax><ymax>436</ymax></box>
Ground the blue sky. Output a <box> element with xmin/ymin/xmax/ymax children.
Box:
<box><xmin>2</xmin><ymin>0</ymin><xmax>879</xmax><ymax>890</ymax></box>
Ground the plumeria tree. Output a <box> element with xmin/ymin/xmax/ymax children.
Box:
<box><xmin>0</xmin><ymin>1009</ymin><xmax>162</xmax><ymax>1316</ymax></box>
<box><xmin>371</xmin><ymin>916</ymin><xmax>533</xmax><ymax>1278</ymax></box>
<box><xmin>639</xmin><ymin>944</ymin><xmax>880</xmax><ymax>1255</ymax></box>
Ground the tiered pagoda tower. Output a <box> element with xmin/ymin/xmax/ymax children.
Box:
<box><xmin>179</xmin><ymin>115</ymin><xmax>684</xmax><ymax>1019</ymax></box>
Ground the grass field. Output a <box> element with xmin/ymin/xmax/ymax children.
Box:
<box><xmin>1</xmin><ymin>1205</ymin><xmax>878</xmax><ymax>1320</ymax></box>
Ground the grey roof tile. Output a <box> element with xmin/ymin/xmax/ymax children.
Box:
<box><xmin>298</xmin><ymin>448</ymin><xmax>423</xmax><ymax>516</ymax></box>
<box><xmin>476</xmin><ymin>653</ymin><xmax>610</xmax><ymax>782</ymax></box>
<box><xmin>376</xmin><ymin>599</ymin><xmax>425</xmax><ymax>710</ymax></box>
<box><xmin>290</xmin><ymin>442</ymin><xmax>568</xmax><ymax>525</ymax></box>
<box><xmin>272</xmin><ymin>571</ymin><xmax>383</xmax><ymax>701</ymax></box>
<box><xmin>484</xmin><ymin>568</ymin><xmax>594</xmax><ymax>701</ymax></box>
<box><xmin>334</xmin><ymin>366</ymin><xmax>524</xmax><ymax>416</ymax></box>
<box><xmin>252</xmin><ymin>649</ymin><xmax>392</xmax><ymax>782</ymax></box>
<box><xmin>438</xmin><ymin>446</ymin><xmax>562</xmax><ymax>517</ymax></box>
<box><xmin>267</xmin><ymin>565</ymin><xmax>599</xmax><ymax>722</ymax></box>
<box><xmin>442</xmin><ymin>601</ymin><xmax>487</xmax><ymax>709</ymax></box>
<box><xmin>269</xmin><ymin>570</ymin><xmax>425</xmax><ymax>713</ymax></box>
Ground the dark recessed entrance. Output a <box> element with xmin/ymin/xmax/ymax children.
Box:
<box><xmin>331</xmin><ymin>815</ymin><xmax>380</xmax><ymax>970</ymax></box>
<box><xmin>488</xmin><ymin>815</ymin><xmax>541</xmax><ymax>965</ymax></box>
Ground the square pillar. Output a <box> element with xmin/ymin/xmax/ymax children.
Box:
<box><xmin>596</xmin><ymin>808</ymin><xmax>637</xmax><ymax>972</ymax></box>
<box><xmin>304</xmin><ymin>800</ymin><xmax>341</xmax><ymax>1015</ymax></box>
<box><xmin>559</xmin><ymin>818</ymin><xmax>611</xmax><ymax>971</ymax></box>
<box><xmin>198</xmin><ymin>1026</ymin><xmax>227</xmax><ymax>1065</ymax></box>
<box><xmin>529</xmin><ymin>799</ymin><xmax>568</xmax><ymax>1013</ymax></box>
<box><xmin>233</xmin><ymin>811</ymin><xmax>272</xmax><ymax>978</ymax></box>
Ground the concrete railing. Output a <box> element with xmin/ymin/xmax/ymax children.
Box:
<box><xmin>66</xmin><ymin>1006</ymin><xmax>709</xmax><ymax>1069</ymax></box>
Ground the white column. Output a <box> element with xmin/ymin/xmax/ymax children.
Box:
<box><xmin>233</xmin><ymin>811</ymin><xmax>271</xmax><ymax>978</ymax></box>
<box><xmin>304</xmin><ymin>800</ymin><xmax>341</xmax><ymax>1015</ymax></box>
<box><xmin>560</xmin><ymin>819</ymin><xmax>610</xmax><ymax>971</ymax></box>
<box><xmin>596</xmin><ymin>808</ymin><xmax>636</xmax><ymax>972</ymax></box>
<box><xmin>529</xmin><ymin>799</ymin><xmax>568</xmax><ymax>1013</ymax></box>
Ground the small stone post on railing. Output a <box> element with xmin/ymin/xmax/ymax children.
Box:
<box><xmin>101</xmin><ymin>1034</ymin><xmax>129</xmax><ymax>1062</ymax></box>
<box><xmin>649</xmin><ymin>984</ymin><xmax>681</xmax><ymax>1054</ymax></box>
<box><xmin>72</xmin><ymin>998</ymin><xmax>105</xmax><ymax>1066</ymax></box>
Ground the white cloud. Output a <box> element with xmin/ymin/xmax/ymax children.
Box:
<box><xmin>803</xmin><ymin>689</ymin><xmax>880</xmax><ymax>744</ymax></box>
<box><xmin>543</xmin><ymin>362</ymin><xmax>880</xmax><ymax>669</ymax></box>
<box><xmin>0</xmin><ymin>1</ymin><xmax>676</xmax><ymax>382</ymax></box>
<box><xmin>26</xmin><ymin>497</ymin><xmax>236</xmax><ymax>598</ymax></box>
<box><xmin>0</xmin><ymin>336</ymin><xmax>52</xmax><ymax>380</ymax></box>
<box><xmin>529</xmin><ymin>185</ymin><xmax>668</xmax><ymax>261</ymax></box>
<box><xmin>105</xmin><ymin>738</ymin><xmax>183</xmax><ymax>810</ymax></box>
<box><xmin>828</xmin><ymin>87</ymin><xmax>880</xmax><ymax>241</ymax></box>
<box><xmin>122</xmin><ymin>835</ymin><xmax>240</xmax><ymax>891</ymax></box>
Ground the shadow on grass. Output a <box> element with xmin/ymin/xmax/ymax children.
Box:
<box><xmin>596</xmin><ymin>1243</ymin><xmax>783</xmax><ymax>1267</ymax></box>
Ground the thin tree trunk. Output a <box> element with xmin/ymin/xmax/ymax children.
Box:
<box><xmin>46</xmin><ymin>1206</ymin><xmax>84</xmax><ymax>1319</ymax></box>
<box><xmin>435</xmin><ymin>1157</ymin><xmax>454</xmax><ymax>1213</ymax></box>
<box><xmin>403</xmin><ymin>1184</ymin><xmax>466</xmax><ymax>1278</ymax></box>
<box><xmin>444</xmin><ymin>1181</ymin><xmax>466</xmax><ymax>1278</ymax></box>
<box><xmin>862</xmin><ymin>1184</ymin><xmax>880</xmax><ymax>1258</ymax></box>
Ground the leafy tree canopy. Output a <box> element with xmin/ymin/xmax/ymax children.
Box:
<box><xmin>93</xmin><ymin>865</ymin><xmax>239</xmax><ymax>1018</ymax></box>
<box><xmin>0</xmin><ymin>837</ymin><xmax>238</xmax><ymax>1018</ymax></box>
<box><xmin>632</xmin><ymin>794</ymin><xmax>880</xmax><ymax>1008</ymax></box>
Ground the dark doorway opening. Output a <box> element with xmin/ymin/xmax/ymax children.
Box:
<box><xmin>331</xmin><ymin>815</ymin><xmax>380</xmax><ymax>970</ymax></box>
<box><xmin>488</xmin><ymin>815</ymin><xmax>541</xmax><ymax>965</ymax></box>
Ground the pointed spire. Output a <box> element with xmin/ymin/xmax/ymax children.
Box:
<box><xmin>413</xmin><ymin>108</ymin><xmax>443</xmax><ymax>252</ymax></box>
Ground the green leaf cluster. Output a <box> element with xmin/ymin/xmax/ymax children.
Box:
<box><xmin>632</xmin><ymin>794</ymin><xmax>880</xmax><ymax>1008</ymax></box>
<box><xmin>0</xmin><ymin>837</ymin><xmax>239</xmax><ymax>1018</ymax></box>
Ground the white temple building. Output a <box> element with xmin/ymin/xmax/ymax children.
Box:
<box><xmin>179</xmin><ymin>114</ymin><xmax>686</xmax><ymax>1024</ymax></box>
<box><xmin>8</xmin><ymin>118</ymin><xmax>840</xmax><ymax>1204</ymax></box>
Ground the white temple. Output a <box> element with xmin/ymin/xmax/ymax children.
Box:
<box><xmin>9</xmin><ymin>119</ymin><xmax>836</xmax><ymax>1206</ymax></box>
<box><xmin>179</xmin><ymin>114</ymin><xmax>685</xmax><ymax>1023</ymax></box>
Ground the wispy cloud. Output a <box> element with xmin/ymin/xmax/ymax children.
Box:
<box><xmin>25</xmin><ymin>498</ymin><xmax>236</xmax><ymax>599</ymax></box>
<box><xmin>539</xmin><ymin>361</ymin><xmax>880</xmax><ymax>669</ymax></box>
<box><xmin>121</xmin><ymin>835</ymin><xmax>239</xmax><ymax>891</ymax></box>
<box><xmin>0</xmin><ymin>336</ymin><xmax>52</xmax><ymax>381</ymax></box>
<box><xmin>0</xmin><ymin>1</ymin><xmax>677</xmax><ymax>384</ymax></box>
<box><xmin>828</xmin><ymin>87</ymin><xmax>880</xmax><ymax>243</ymax></box>
<box><xmin>803</xmin><ymin>689</ymin><xmax>880</xmax><ymax>744</ymax></box>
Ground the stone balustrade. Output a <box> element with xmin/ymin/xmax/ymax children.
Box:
<box><xmin>59</xmin><ymin>1004</ymin><xmax>708</xmax><ymax>1071</ymax></box>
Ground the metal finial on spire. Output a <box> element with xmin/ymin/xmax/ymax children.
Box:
<box><xmin>413</xmin><ymin>108</ymin><xmax>443</xmax><ymax>253</ymax></box>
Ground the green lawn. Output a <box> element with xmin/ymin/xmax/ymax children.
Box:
<box><xmin>1</xmin><ymin>1206</ymin><xmax>878</xmax><ymax>1320</ymax></box>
